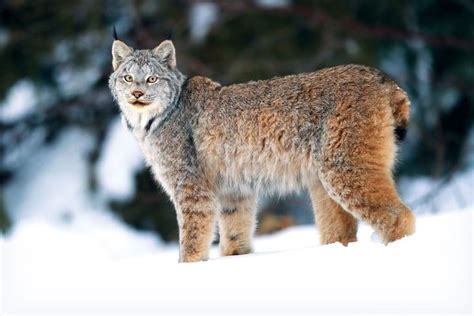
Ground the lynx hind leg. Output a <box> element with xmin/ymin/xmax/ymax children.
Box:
<box><xmin>218</xmin><ymin>195</ymin><xmax>257</xmax><ymax>256</ymax></box>
<box><xmin>319</xmin><ymin>167</ymin><xmax>415</xmax><ymax>244</ymax></box>
<box><xmin>308</xmin><ymin>181</ymin><xmax>358</xmax><ymax>246</ymax></box>
<box><xmin>318</xmin><ymin>99</ymin><xmax>416</xmax><ymax>243</ymax></box>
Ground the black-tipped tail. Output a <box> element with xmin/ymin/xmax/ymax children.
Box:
<box><xmin>395</xmin><ymin>127</ymin><xmax>407</xmax><ymax>142</ymax></box>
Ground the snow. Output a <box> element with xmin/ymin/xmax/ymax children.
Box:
<box><xmin>0</xmin><ymin>28</ymin><xmax>9</xmax><ymax>48</ymax></box>
<box><xmin>189</xmin><ymin>2</ymin><xmax>218</xmax><ymax>42</ymax></box>
<box><xmin>0</xmin><ymin>80</ymin><xmax>36</xmax><ymax>123</ymax></box>
<box><xmin>256</xmin><ymin>0</ymin><xmax>290</xmax><ymax>8</ymax></box>
<box><xmin>1</xmin><ymin>126</ymin><xmax>46</xmax><ymax>171</ymax></box>
<box><xmin>2</xmin><ymin>126</ymin><xmax>160</xmax><ymax>258</ymax></box>
<box><xmin>3</xmin><ymin>128</ymin><xmax>96</xmax><ymax>222</ymax></box>
<box><xmin>1</xmin><ymin>108</ymin><xmax>472</xmax><ymax>315</ymax></box>
<box><xmin>1</xmin><ymin>208</ymin><xmax>472</xmax><ymax>315</ymax></box>
<box><xmin>96</xmin><ymin>116</ymin><xmax>144</xmax><ymax>200</ymax></box>
<box><xmin>400</xmin><ymin>168</ymin><xmax>474</xmax><ymax>214</ymax></box>
<box><xmin>55</xmin><ymin>64</ymin><xmax>102</xmax><ymax>98</ymax></box>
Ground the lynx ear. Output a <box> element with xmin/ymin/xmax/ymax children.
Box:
<box><xmin>112</xmin><ymin>40</ymin><xmax>133</xmax><ymax>70</ymax></box>
<box><xmin>152</xmin><ymin>40</ymin><xmax>176</xmax><ymax>69</ymax></box>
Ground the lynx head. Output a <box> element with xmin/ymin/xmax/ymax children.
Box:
<box><xmin>108</xmin><ymin>40</ymin><xmax>185</xmax><ymax>115</ymax></box>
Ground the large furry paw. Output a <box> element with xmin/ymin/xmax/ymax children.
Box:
<box><xmin>382</xmin><ymin>209</ymin><xmax>416</xmax><ymax>244</ymax></box>
<box><xmin>179</xmin><ymin>253</ymin><xmax>209</xmax><ymax>263</ymax></box>
<box><xmin>320</xmin><ymin>235</ymin><xmax>357</xmax><ymax>247</ymax></box>
<box><xmin>220</xmin><ymin>243</ymin><xmax>253</xmax><ymax>257</ymax></box>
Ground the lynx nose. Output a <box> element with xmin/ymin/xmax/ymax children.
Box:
<box><xmin>132</xmin><ymin>90</ymin><xmax>144</xmax><ymax>99</ymax></box>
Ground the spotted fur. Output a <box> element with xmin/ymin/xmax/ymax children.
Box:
<box><xmin>109</xmin><ymin>40</ymin><xmax>415</xmax><ymax>263</ymax></box>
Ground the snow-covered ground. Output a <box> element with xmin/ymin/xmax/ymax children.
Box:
<box><xmin>1</xmin><ymin>208</ymin><xmax>472</xmax><ymax>315</ymax></box>
<box><xmin>1</xmin><ymin>125</ymin><xmax>473</xmax><ymax>315</ymax></box>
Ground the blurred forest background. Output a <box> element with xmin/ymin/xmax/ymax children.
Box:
<box><xmin>1</xmin><ymin>0</ymin><xmax>473</xmax><ymax>241</ymax></box>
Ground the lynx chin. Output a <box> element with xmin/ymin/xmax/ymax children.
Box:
<box><xmin>109</xmin><ymin>39</ymin><xmax>415</xmax><ymax>263</ymax></box>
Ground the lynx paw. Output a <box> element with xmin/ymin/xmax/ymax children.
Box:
<box><xmin>179</xmin><ymin>253</ymin><xmax>209</xmax><ymax>263</ymax></box>
<box><xmin>382</xmin><ymin>208</ymin><xmax>416</xmax><ymax>244</ymax></box>
<box><xmin>220</xmin><ymin>243</ymin><xmax>252</xmax><ymax>257</ymax></box>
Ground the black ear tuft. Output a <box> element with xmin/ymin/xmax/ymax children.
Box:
<box><xmin>166</xmin><ymin>30</ymin><xmax>173</xmax><ymax>41</ymax></box>
<box><xmin>113</xmin><ymin>25</ymin><xmax>118</xmax><ymax>40</ymax></box>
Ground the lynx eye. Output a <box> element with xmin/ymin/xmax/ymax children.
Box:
<box><xmin>146</xmin><ymin>75</ymin><xmax>158</xmax><ymax>84</ymax></box>
<box><xmin>123</xmin><ymin>74</ymin><xmax>133</xmax><ymax>82</ymax></box>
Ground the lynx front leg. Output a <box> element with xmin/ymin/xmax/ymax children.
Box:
<box><xmin>218</xmin><ymin>195</ymin><xmax>257</xmax><ymax>256</ymax></box>
<box><xmin>176</xmin><ymin>190</ymin><xmax>217</xmax><ymax>263</ymax></box>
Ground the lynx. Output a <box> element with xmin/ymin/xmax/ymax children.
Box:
<box><xmin>109</xmin><ymin>40</ymin><xmax>415</xmax><ymax>262</ymax></box>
